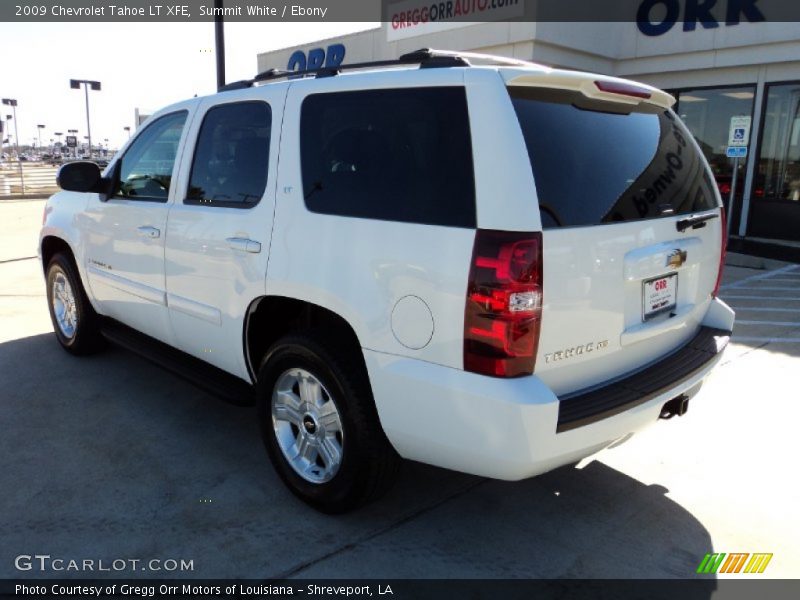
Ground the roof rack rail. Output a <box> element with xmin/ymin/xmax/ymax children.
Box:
<box><xmin>218</xmin><ymin>48</ymin><xmax>541</xmax><ymax>92</ymax></box>
<box><xmin>408</xmin><ymin>48</ymin><xmax>541</xmax><ymax>68</ymax></box>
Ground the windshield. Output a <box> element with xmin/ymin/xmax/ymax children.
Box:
<box><xmin>508</xmin><ymin>86</ymin><xmax>719</xmax><ymax>228</ymax></box>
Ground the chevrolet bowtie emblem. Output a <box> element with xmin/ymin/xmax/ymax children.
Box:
<box><xmin>667</xmin><ymin>249</ymin><xmax>687</xmax><ymax>268</ymax></box>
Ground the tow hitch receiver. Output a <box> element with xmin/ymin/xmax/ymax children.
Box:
<box><xmin>660</xmin><ymin>395</ymin><xmax>689</xmax><ymax>419</ymax></box>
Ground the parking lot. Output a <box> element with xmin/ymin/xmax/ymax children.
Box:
<box><xmin>1</xmin><ymin>199</ymin><xmax>798</xmax><ymax>580</ymax></box>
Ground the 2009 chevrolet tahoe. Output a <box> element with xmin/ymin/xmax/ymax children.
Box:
<box><xmin>40</xmin><ymin>49</ymin><xmax>734</xmax><ymax>513</ymax></box>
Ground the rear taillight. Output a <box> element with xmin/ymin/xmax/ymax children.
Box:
<box><xmin>464</xmin><ymin>230</ymin><xmax>543</xmax><ymax>377</ymax></box>
<box><xmin>713</xmin><ymin>208</ymin><xmax>727</xmax><ymax>297</ymax></box>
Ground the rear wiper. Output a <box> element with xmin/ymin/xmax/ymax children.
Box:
<box><xmin>676</xmin><ymin>212</ymin><xmax>718</xmax><ymax>232</ymax></box>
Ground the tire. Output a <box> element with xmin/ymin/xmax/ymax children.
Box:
<box><xmin>45</xmin><ymin>252</ymin><xmax>105</xmax><ymax>355</ymax></box>
<box><xmin>257</xmin><ymin>333</ymin><xmax>400</xmax><ymax>513</ymax></box>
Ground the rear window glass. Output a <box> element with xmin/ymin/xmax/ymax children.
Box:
<box><xmin>300</xmin><ymin>87</ymin><xmax>476</xmax><ymax>228</ymax></box>
<box><xmin>508</xmin><ymin>87</ymin><xmax>719</xmax><ymax>228</ymax></box>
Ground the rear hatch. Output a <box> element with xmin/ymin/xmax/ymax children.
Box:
<box><xmin>505</xmin><ymin>74</ymin><xmax>724</xmax><ymax>396</ymax></box>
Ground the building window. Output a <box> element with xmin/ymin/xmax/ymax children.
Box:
<box><xmin>673</xmin><ymin>86</ymin><xmax>756</xmax><ymax>228</ymax></box>
<box><xmin>748</xmin><ymin>82</ymin><xmax>800</xmax><ymax>241</ymax></box>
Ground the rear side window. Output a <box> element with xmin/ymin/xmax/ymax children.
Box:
<box><xmin>186</xmin><ymin>101</ymin><xmax>271</xmax><ymax>207</ymax></box>
<box><xmin>508</xmin><ymin>87</ymin><xmax>718</xmax><ymax>228</ymax></box>
<box><xmin>300</xmin><ymin>87</ymin><xmax>476</xmax><ymax>228</ymax></box>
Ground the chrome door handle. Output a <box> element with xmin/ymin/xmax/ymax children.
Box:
<box><xmin>137</xmin><ymin>226</ymin><xmax>160</xmax><ymax>239</ymax></box>
<box><xmin>226</xmin><ymin>237</ymin><xmax>261</xmax><ymax>254</ymax></box>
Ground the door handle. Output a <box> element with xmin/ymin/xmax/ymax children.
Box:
<box><xmin>137</xmin><ymin>226</ymin><xmax>160</xmax><ymax>239</ymax></box>
<box><xmin>226</xmin><ymin>237</ymin><xmax>261</xmax><ymax>254</ymax></box>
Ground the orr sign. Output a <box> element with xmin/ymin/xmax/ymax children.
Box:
<box><xmin>637</xmin><ymin>0</ymin><xmax>766</xmax><ymax>36</ymax></box>
<box><xmin>287</xmin><ymin>44</ymin><xmax>346</xmax><ymax>72</ymax></box>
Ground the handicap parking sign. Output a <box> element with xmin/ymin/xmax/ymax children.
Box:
<box><xmin>728</xmin><ymin>116</ymin><xmax>751</xmax><ymax>147</ymax></box>
<box><xmin>726</xmin><ymin>146</ymin><xmax>747</xmax><ymax>158</ymax></box>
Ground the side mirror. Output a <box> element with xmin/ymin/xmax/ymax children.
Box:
<box><xmin>56</xmin><ymin>161</ymin><xmax>114</xmax><ymax>196</ymax></box>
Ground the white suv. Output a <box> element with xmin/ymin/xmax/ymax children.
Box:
<box><xmin>40</xmin><ymin>49</ymin><xmax>734</xmax><ymax>512</ymax></box>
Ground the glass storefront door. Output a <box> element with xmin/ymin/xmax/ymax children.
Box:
<box><xmin>673</xmin><ymin>86</ymin><xmax>756</xmax><ymax>234</ymax></box>
<box><xmin>749</xmin><ymin>82</ymin><xmax>800</xmax><ymax>241</ymax></box>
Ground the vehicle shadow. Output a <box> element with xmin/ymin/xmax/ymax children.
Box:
<box><xmin>0</xmin><ymin>333</ymin><xmax>715</xmax><ymax>588</ymax></box>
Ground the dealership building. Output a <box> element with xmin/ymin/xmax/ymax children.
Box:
<box><xmin>256</xmin><ymin>17</ymin><xmax>800</xmax><ymax>250</ymax></box>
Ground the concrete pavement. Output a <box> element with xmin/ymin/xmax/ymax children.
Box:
<box><xmin>1</xmin><ymin>199</ymin><xmax>797</xmax><ymax>579</ymax></box>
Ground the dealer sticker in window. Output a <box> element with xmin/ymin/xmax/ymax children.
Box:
<box><xmin>643</xmin><ymin>273</ymin><xmax>678</xmax><ymax>320</ymax></box>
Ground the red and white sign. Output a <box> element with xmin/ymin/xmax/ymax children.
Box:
<box><xmin>386</xmin><ymin>0</ymin><xmax>525</xmax><ymax>41</ymax></box>
<box><xmin>643</xmin><ymin>273</ymin><xmax>678</xmax><ymax>320</ymax></box>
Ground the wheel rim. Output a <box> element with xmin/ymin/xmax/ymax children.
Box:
<box><xmin>271</xmin><ymin>368</ymin><xmax>344</xmax><ymax>484</ymax></box>
<box><xmin>51</xmin><ymin>271</ymin><xmax>77</xmax><ymax>339</ymax></box>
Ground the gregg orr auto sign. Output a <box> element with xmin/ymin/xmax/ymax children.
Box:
<box><xmin>387</xmin><ymin>0</ymin><xmax>524</xmax><ymax>41</ymax></box>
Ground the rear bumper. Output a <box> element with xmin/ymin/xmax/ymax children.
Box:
<box><xmin>365</xmin><ymin>299</ymin><xmax>733</xmax><ymax>480</ymax></box>
<box><xmin>557</xmin><ymin>326</ymin><xmax>729</xmax><ymax>432</ymax></box>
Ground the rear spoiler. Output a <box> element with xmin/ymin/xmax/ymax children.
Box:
<box><xmin>503</xmin><ymin>70</ymin><xmax>675</xmax><ymax>110</ymax></box>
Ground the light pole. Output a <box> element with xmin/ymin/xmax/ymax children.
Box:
<box><xmin>4</xmin><ymin>116</ymin><xmax>11</xmax><ymax>161</ymax></box>
<box><xmin>2</xmin><ymin>99</ymin><xmax>24</xmax><ymax>192</ymax></box>
<box><xmin>69</xmin><ymin>79</ymin><xmax>101</xmax><ymax>158</ymax></box>
<box><xmin>2</xmin><ymin>101</ymin><xmax>20</xmax><ymax>158</ymax></box>
<box><xmin>214</xmin><ymin>0</ymin><xmax>226</xmax><ymax>91</ymax></box>
<box><xmin>37</xmin><ymin>124</ymin><xmax>45</xmax><ymax>151</ymax></box>
<box><xmin>123</xmin><ymin>126</ymin><xmax>131</xmax><ymax>139</ymax></box>
<box><xmin>68</xmin><ymin>129</ymin><xmax>78</xmax><ymax>159</ymax></box>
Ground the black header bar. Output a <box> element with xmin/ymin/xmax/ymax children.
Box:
<box><xmin>2</xmin><ymin>0</ymin><xmax>800</xmax><ymax>23</ymax></box>
<box><xmin>2</xmin><ymin>579</ymin><xmax>800</xmax><ymax>600</ymax></box>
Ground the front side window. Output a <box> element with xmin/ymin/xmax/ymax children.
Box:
<box><xmin>185</xmin><ymin>101</ymin><xmax>272</xmax><ymax>207</ymax></box>
<box><xmin>299</xmin><ymin>87</ymin><xmax>476</xmax><ymax>228</ymax></box>
<box><xmin>116</xmin><ymin>111</ymin><xmax>187</xmax><ymax>201</ymax></box>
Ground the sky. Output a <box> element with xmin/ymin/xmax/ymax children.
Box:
<box><xmin>0</xmin><ymin>22</ymin><xmax>375</xmax><ymax>151</ymax></box>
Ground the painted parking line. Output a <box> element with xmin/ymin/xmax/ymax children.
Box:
<box><xmin>728</xmin><ymin>287</ymin><xmax>800</xmax><ymax>291</ymax></box>
<box><xmin>731</xmin><ymin>337</ymin><xmax>800</xmax><ymax>343</ymax></box>
<box><xmin>722</xmin><ymin>295</ymin><xmax>800</xmax><ymax>301</ymax></box>
<box><xmin>721</xmin><ymin>265</ymin><xmax>800</xmax><ymax>291</ymax></box>
<box><xmin>0</xmin><ymin>256</ymin><xmax>37</xmax><ymax>264</ymax></box>
<box><xmin>727</xmin><ymin>307</ymin><xmax>800</xmax><ymax>313</ymax></box>
<box><xmin>735</xmin><ymin>320</ymin><xmax>800</xmax><ymax>326</ymax></box>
